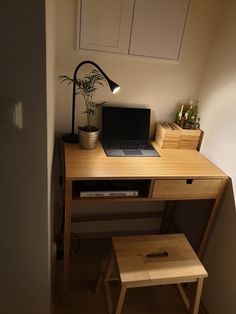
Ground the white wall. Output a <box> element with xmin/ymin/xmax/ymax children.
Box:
<box><xmin>54</xmin><ymin>0</ymin><xmax>225</xmax><ymax>236</ymax></box>
<box><xmin>55</xmin><ymin>0</ymin><xmax>223</xmax><ymax>136</ymax></box>
<box><xmin>0</xmin><ymin>1</ymin><xmax>52</xmax><ymax>313</ymax></box>
<box><xmin>46</xmin><ymin>0</ymin><xmax>56</xmax><ymax>199</ymax></box>
<box><xmin>53</xmin><ymin>0</ymin><xmax>236</xmax><ymax>312</ymax></box>
<box><xmin>46</xmin><ymin>0</ymin><xmax>56</xmax><ymax>310</ymax></box>
<box><xmin>199</xmin><ymin>1</ymin><xmax>236</xmax><ymax>192</ymax></box>
<box><xmin>198</xmin><ymin>0</ymin><xmax>236</xmax><ymax>312</ymax></box>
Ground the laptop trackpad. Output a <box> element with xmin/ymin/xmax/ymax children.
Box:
<box><xmin>123</xmin><ymin>150</ymin><xmax>143</xmax><ymax>156</ymax></box>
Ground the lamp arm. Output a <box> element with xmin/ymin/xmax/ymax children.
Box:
<box><xmin>71</xmin><ymin>60</ymin><xmax>118</xmax><ymax>135</ymax></box>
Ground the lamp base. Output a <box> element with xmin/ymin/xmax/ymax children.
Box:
<box><xmin>61</xmin><ymin>133</ymin><xmax>79</xmax><ymax>143</ymax></box>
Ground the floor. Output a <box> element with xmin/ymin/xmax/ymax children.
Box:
<box><xmin>53</xmin><ymin>238</ymin><xmax>190</xmax><ymax>314</ymax></box>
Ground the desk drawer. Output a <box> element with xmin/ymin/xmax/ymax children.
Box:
<box><xmin>152</xmin><ymin>179</ymin><xmax>222</xmax><ymax>200</ymax></box>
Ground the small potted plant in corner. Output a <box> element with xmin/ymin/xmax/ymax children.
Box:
<box><xmin>59</xmin><ymin>69</ymin><xmax>106</xmax><ymax>149</ymax></box>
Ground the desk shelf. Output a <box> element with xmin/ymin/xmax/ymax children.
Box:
<box><xmin>72</xmin><ymin>179</ymin><xmax>152</xmax><ymax>199</ymax></box>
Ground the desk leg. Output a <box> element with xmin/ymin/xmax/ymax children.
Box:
<box><xmin>160</xmin><ymin>201</ymin><xmax>176</xmax><ymax>234</ymax></box>
<box><xmin>62</xmin><ymin>180</ymin><xmax>72</xmax><ymax>303</ymax></box>
<box><xmin>198</xmin><ymin>178</ymin><xmax>228</xmax><ymax>259</ymax></box>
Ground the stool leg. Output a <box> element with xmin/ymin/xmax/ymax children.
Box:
<box><xmin>177</xmin><ymin>283</ymin><xmax>190</xmax><ymax>310</ymax></box>
<box><xmin>115</xmin><ymin>285</ymin><xmax>127</xmax><ymax>314</ymax></box>
<box><xmin>95</xmin><ymin>256</ymin><xmax>110</xmax><ymax>295</ymax></box>
<box><xmin>104</xmin><ymin>251</ymin><xmax>115</xmax><ymax>314</ymax></box>
<box><xmin>190</xmin><ymin>278</ymin><xmax>204</xmax><ymax>314</ymax></box>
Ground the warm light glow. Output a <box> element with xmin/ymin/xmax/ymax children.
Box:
<box><xmin>112</xmin><ymin>86</ymin><xmax>120</xmax><ymax>94</ymax></box>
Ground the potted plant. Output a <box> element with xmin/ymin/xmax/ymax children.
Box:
<box><xmin>59</xmin><ymin>69</ymin><xmax>106</xmax><ymax>149</ymax></box>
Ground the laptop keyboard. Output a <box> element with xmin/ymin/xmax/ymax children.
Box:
<box><xmin>103</xmin><ymin>142</ymin><xmax>154</xmax><ymax>150</ymax></box>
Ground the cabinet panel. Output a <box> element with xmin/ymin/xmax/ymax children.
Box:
<box><xmin>152</xmin><ymin>179</ymin><xmax>222</xmax><ymax>200</ymax></box>
<box><xmin>129</xmin><ymin>0</ymin><xmax>190</xmax><ymax>60</ymax></box>
<box><xmin>78</xmin><ymin>0</ymin><xmax>134</xmax><ymax>54</ymax></box>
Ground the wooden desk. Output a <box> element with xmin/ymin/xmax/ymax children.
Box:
<box><xmin>62</xmin><ymin>142</ymin><xmax>228</xmax><ymax>301</ymax></box>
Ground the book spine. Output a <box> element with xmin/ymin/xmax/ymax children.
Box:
<box><xmin>80</xmin><ymin>190</ymin><xmax>139</xmax><ymax>197</ymax></box>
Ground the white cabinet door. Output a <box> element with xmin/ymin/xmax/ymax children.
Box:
<box><xmin>78</xmin><ymin>0</ymin><xmax>134</xmax><ymax>54</ymax></box>
<box><xmin>129</xmin><ymin>0</ymin><xmax>190</xmax><ymax>60</ymax></box>
<box><xmin>77</xmin><ymin>0</ymin><xmax>190</xmax><ymax>60</ymax></box>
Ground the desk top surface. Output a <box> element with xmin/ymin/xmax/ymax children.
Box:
<box><xmin>64</xmin><ymin>142</ymin><xmax>227</xmax><ymax>180</ymax></box>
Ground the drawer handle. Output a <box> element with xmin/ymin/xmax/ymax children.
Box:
<box><xmin>186</xmin><ymin>179</ymin><xmax>193</xmax><ymax>184</ymax></box>
<box><xmin>146</xmin><ymin>251</ymin><xmax>168</xmax><ymax>259</ymax></box>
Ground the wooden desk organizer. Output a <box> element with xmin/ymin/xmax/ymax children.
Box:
<box><xmin>155</xmin><ymin>122</ymin><xmax>202</xmax><ymax>150</ymax></box>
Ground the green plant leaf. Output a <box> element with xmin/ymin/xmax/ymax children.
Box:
<box><xmin>59</xmin><ymin>69</ymin><xmax>106</xmax><ymax>128</ymax></box>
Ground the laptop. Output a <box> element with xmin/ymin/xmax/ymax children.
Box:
<box><xmin>101</xmin><ymin>106</ymin><xmax>159</xmax><ymax>157</ymax></box>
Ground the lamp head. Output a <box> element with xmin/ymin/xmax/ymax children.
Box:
<box><xmin>107</xmin><ymin>79</ymin><xmax>120</xmax><ymax>94</ymax></box>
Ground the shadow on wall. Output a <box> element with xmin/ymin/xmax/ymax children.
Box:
<box><xmin>202</xmin><ymin>179</ymin><xmax>236</xmax><ymax>314</ymax></box>
<box><xmin>173</xmin><ymin>179</ymin><xmax>236</xmax><ymax>313</ymax></box>
<box><xmin>172</xmin><ymin>198</ymin><xmax>213</xmax><ymax>252</ymax></box>
<box><xmin>172</xmin><ymin>179</ymin><xmax>235</xmax><ymax>252</ymax></box>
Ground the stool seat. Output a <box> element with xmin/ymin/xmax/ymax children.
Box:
<box><xmin>114</xmin><ymin>234</ymin><xmax>207</xmax><ymax>287</ymax></box>
<box><xmin>104</xmin><ymin>234</ymin><xmax>207</xmax><ymax>314</ymax></box>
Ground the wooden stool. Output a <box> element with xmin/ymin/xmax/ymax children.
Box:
<box><xmin>104</xmin><ymin>234</ymin><xmax>208</xmax><ymax>314</ymax></box>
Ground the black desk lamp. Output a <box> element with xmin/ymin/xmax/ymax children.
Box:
<box><xmin>62</xmin><ymin>60</ymin><xmax>120</xmax><ymax>143</ymax></box>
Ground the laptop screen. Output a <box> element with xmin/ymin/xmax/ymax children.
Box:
<box><xmin>101</xmin><ymin>106</ymin><xmax>150</xmax><ymax>142</ymax></box>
